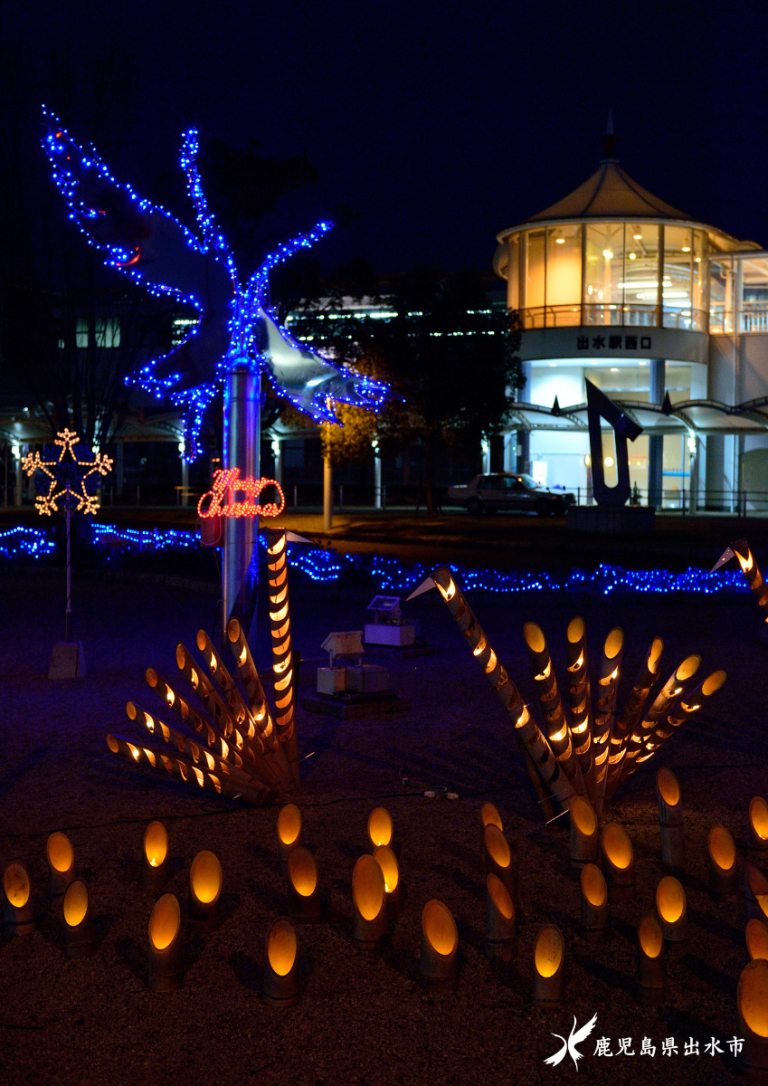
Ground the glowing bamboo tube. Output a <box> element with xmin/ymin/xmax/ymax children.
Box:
<box><xmin>106</xmin><ymin>733</ymin><xmax>269</xmax><ymax>806</ymax></box>
<box><xmin>708</xmin><ymin>824</ymin><xmax>738</xmax><ymax>899</ymax></box>
<box><xmin>420</xmin><ymin>899</ymin><xmax>458</xmax><ymax>993</ymax></box>
<box><xmin>751</xmin><ymin>798</ymin><xmax>768</xmax><ymax>856</ymax></box>
<box><xmin>569</xmin><ymin>794</ymin><xmax>598</xmax><ymax>867</ymax></box>
<box><xmin>352</xmin><ymin>854</ymin><xmax>388</xmax><ymax>949</ymax></box>
<box><xmin>480</xmin><ymin>802</ymin><xmax>502</xmax><ymax>831</ymax></box>
<box><xmin>62</xmin><ymin>879</ymin><xmax>95</xmax><ymax>958</ymax></box>
<box><xmin>46</xmin><ymin>831</ymin><xmax>75</xmax><ymax>896</ymax></box>
<box><xmin>485</xmin><ymin>873</ymin><xmax>515</xmax><ymax>961</ymax></box>
<box><xmin>431</xmin><ymin>566</ymin><xmax>573</xmax><ymax>815</ymax></box>
<box><xmin>278</xmin><ymin>803</ymin><xmax>302</xmax><ymax>870</ymax></box>
<box><xmin>745</xmin><ymin>864</ymin><xmax>768</xmax><ymax>924</ymax></box>
<box><xmin>592</xmin><ymin>627</ymin><xmax>623</xmax><ymax>815</ymax></box>
<box><xmin>188</xmin><ymin>850</ymin><xmax>222</xmax><ymax>935</ymax></box>
<box><xmin>483</xmin><ymin>824</ymin><xmax>515</xmax><ymax>899</ymax></box>
<box><xmin>266</xmin><ymin>528</ymin><xmax>300</xmax><ymax>786</ymax></box>
<box><xmin>637</xmin><ymin>669</ymin><xmax>727</xmax><ymax>765</ymax></box>
<box><xmin>580</xmin><ymin>863</ymin><xmax>607</xmax><ymax>941</ymax></box>
<box><xmin>373</xmin><ymin>845</ymin><xmax>402</xmax><ymax>919</ymax></box>
<box><xmin>732</xmin><ymin>539</ymin><xmax>768</xmax><ymax>623</ymax></box>
<box><xmin>532</xmin><ymin>924</ymin><xmax>564</xmax><ymax>1004</ymax></box>
<box><xmin>263</xmin><ymin>918</ymin><xmax>300</xmax><ymax>1006</ymax></box>
<box><xmin>601</xmin><ymin>822</ymin><xmax>634</xmax><ymax>902</ymax></box>
<box><xmin>176</xmin><ymin>642</ymin><xmax>236</xmax><ymax>737</ymax></box>
<box><xmin>523</xmin><ymin>622</ymin><xmax>585</xmax><ymax>796</ymax></box>
<box><xmin>737</xmin><ymin>959</ymin><xmax>768</xmax><ymax>1077</ymax></box>
<box><xmin>656</xmin><ymin>768</ymin><xmax>685</xmax><ymax>870</ymax></box>
<box><xmin>656</xmin><ymin>875</ymin><xmax>688</xmax><ymax>945</ymax></box>
<box><xmin>141</xmin><ymin>821</ymin><xmax>168</xmax><ymax>892</ymax></box>
<box><xmin>566</xmin><ymin>617</ymin><xmax>596</xmax><ymax>806</ymax></box>
<box><xmin>636</xmin><ymin>915</ymin><xmax>665</xmax><ymax>1005</ymax></box>
<box><xmin>3</xmin><ymin>863</ymin><xmax>34</xmax><ymax>935</ymax></box>
<box><xmin>148</xmin><ymin>893</ymin><xmax>181</xmax><ymax>991</ymax></box>
<box><xmin>619</xmin><ymin>654</ymin><xmax>701</xmax><ymax>783</ymax></box>
<box><xmin>604</xmin><ymin>637</ymin><xmax>663</xmax><ymax>799</ymax></box>
<box><xmin>195</xmin><ymin>628</ymin><xmax>252</xmax><ymax>732</ymax></box>
<box><xmin>367</xmin><ymin>807</ymin><xmax>393</xmax><ymax>849</ymax></box>
<box><xmin>747</xmin><ymin>918</ymin><xmax>768</xmax><ymax>961</ymax></box>
<box><xmin>287</xmin><ymin>846</ymin><xmax>321</xmax><ymax>923</ymax></box>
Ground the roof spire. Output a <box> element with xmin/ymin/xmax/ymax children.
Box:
<box><xmin>602</xmin><ymin>109</ymin><xmax>618</xmax><ymax>160</ymax></box>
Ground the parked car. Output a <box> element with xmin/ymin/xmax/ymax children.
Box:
<box><xmin>447</xmin><ymin>473</ymin><xmax>576</xmax><ymax>516</ymax></box>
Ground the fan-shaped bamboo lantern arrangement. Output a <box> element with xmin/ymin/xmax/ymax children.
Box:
<box><xmin>737</xmin><ymin>959</ymin><xmax>768</xmax><ymax>1078</ymax></box>
<box><xmin>636</xmin><ymin>915</ymin><xmax>665</xmax><ymax>1005</ymax></box>
<box><xmin>580</xmin><ymin>864</ymin><xmax>607</xmax><ymax>941</ymax></box>
<box><xmin>657</xmin><ymin>768</ymin><xmax>685</xmax><ymax>869</ymax></box>
<box><xmin>429</xmin><ymin>566</ymin><xmax>723</xmax><ymax>819</ymax></box>
<box><xmin>750</xmin><ymin>798</ymin><xmax>768</xmax><ymax>857</ymax></box>
<box><xmin>532</xmin><ymin>924</ymin><xmax>565</xmax><ymax>1004</ymax></box>
<box><xmin>141</xmin><ymin>821</ymin><xmax>168</xmax><ymax>892</ymax></box>
<box><xmin>747</xmin><ymin>918</ymin><xmax>768</xmax><ymax>962</ymax></box>
<box><xmin>708</xmin><ymin>825</ymin><xmax>739</xmax><ymax>899</ymax></box>
<box><xmin>106</xmin><ymin>530</ymin><xmax>299</xmax><ymax>805</ymax></box>
<box><xmin>420</xmin><ymin>899</ymin><xmax>458</xmax><ymax>993</ymax></box>
<box><xmin>47</xmin><ymin>832</ymin><xmax>75</xmax><ymax>896</ymax></box>
<box><xmin>62</xmin><ymin>879</ymin><xmax>95</xmax><ymax>958</ymax></box>
<box><xmin>3</xmin><ymin>863</ymin><xmax>34</xmax><ymax>935</ymax></box>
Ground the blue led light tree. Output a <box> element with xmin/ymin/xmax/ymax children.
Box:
<box><xmin>42</xmin><ymin>113</ymin><xmax>387</xmax><ymax>634</ymax></box>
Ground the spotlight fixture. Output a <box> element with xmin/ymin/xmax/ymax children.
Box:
<box><xmin>148</xmin><ymin>893</ymin><xmax>181</xmax><ymax>991</ymax></box>
<box><xmin>420</xmin><ymin>899</ymin><xmax>458</xmax><ymax>993</ymax></box>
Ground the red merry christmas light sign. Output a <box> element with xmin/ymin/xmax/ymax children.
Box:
<box><xmin>197</xmin><ymin>469</ymin><xmax>285</xmax><ymax>519</ymax></box>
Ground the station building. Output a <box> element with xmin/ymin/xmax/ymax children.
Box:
<box><xmin>493</xmin><ymin>135</ymin><xmax>768</xmax><ymax>510</ymax></box>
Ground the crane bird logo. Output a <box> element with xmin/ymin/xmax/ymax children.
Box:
<box><xmin>543</xmin><ymin>1013</ymin><xmax>598</xmax><ymax>1071</ymax></box>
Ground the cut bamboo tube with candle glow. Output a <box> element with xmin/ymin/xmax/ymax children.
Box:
<box><xmin>431</xmin><ymin>566</ymin><xmax>573</xmax><ymax>817</ymax></box>
<box><xmin>565</xmin><ymin>617</ymin><xmax>596</xmax><ymax>806</ymax></box>
<box><xmin>748</xmin><ymin>918</ymin><xmax>768</xmax><ymax>962</ymax></box>
<box><xmin>287</xmin><ymin>846</ymin><xmax>321</xmax><ymax>923</ymax></box>
<box><xmin>148</xmin><ymin>893</ymin><xmax>181</xmax><ymax>991</ymax></box>
<box><xmin>636</xmin><ymin>915</ymin><xmax>665</xmax><ymax>1005</ymax></box>
<box><xmin>62</xmin><ymin>878</ymin><xmax>95</xmax><ymax>958</ymax></box>
<box><xmin>708</xmin><ymin>824</ymin><xmax>738</xmax><ymax>899</ymax></box>
<box><xmin>420</xmin><ymin>899</ymin><xmax>458</xmax><ymax>993</ymax></box>
<box><xmin>141</xmin><ymin>821</ymin><xmax>168</xmax><ymax>892</ymax></box>
<box><xmin>637</xmin><ymin>670</ymin><xmax>726</xmax><ymax>767</ymax></box>
<box><xmin>352</xmin><ymin>855</ymin><xmax>387</xmax><ymax>949</ymax></box>
<box><xmin>188</xmin><ymin>850</ymin><xmax>222</xmax><ymax>934</ymax></box>
<box><xmin>601</xmin><ymin>823</ymin><xmax>634</xmax><ymax>902</ymax></box>
<box><xmin>592</xmin><ymin>627</ymin><xmax>624</xmax><ymax>814</ymax></box>
<box><xmin>524</xmin><ymin>622</ymin><xmax>585</xmax><ymax>796</ymax></box>
<box><xmin>483</xmin><ymin>823</ymin><xmax>515</xmax><ymax>898</ymax></box>
<box><xmin>737</xmin><ymin>959</ymin><xmax>768</xmax><ymax>1079</ymax></box>
<box><xmin>278</xmin><ymin>803</ymin><xmax>302</xmax><ymax>870</ymax></box>
<box><xmin>745</xmin><ymin>864</ymin><xmax>768</xmax><ymax>924</ymax></box>
<box><xmin>604</xmin><ymin>636</ymin><xmax>663</xmax><ymax>799</ymax></box>
<box><xmin>731</xmin><ymin>540</ymin><xmax>768</xmax><ymax>623</ymax></box>
<box><xmin>532</xmin><ymin>924</ymin><xmax>565</xmax><ymax>1004</ymax></box>
<box><xmin>47</xmin><ymin>831</ymin><xmax>75</xmax><ymax>896</ymax></box>
<box><xmin>373</xmin><ymin>845</ymin><xmax>402</xmax><ymax>919</ymax></box>
<box><xmin>367</xmin><ymin>807</ymin><xmax>393</xmax><ymax>849</ymax></box>
<box><xmin>580</xmin><ymin>864</ymin><xmax>607</xmax><ymax>941</ymax></box>
<box><xmin>265</xmin><ymin>528</ymin><xmax>300</xmax><ymax>786</ymax></box>
<box><xmin>656</xmin><ymin>875</ymin><xmax>688</xmax><ymax>945</ymax></box>
<box><xmin>750</xmin><ymin>798</ymin><xmax>768</xmax><ymax>856</ymax></box>
<box><xmin>263</xmin><ymin>917</ymin><xmax>300</xmax><ymax>1006</ymax></box>
<box><xmin>3</xmin><ymin>863</ymin><xmax>34</xmax><ymax>935</ymax></box>
<box><xmin>485</xmin><ymin>873</ymin><xmax>515</xmax><ymax>960</ymax></box>
<box><xmin>656</xmin><ymin>767</ymin><xmax>685</xmax><ymax>870</ymax></box>
<box><xmin>569</xmin><ymin>794</ymin><xmax>598</xmax><ymax>867</ymax></box>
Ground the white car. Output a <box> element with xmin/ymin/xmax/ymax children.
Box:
<box><xmin>447</xmin><ymin>473</ymin><xmax>576</xmax><ymax>516</ymax></box>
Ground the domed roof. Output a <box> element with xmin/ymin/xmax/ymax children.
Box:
<box><xmin>527</xmin><ymin>158</ymin><xmax>691</xmax><ymax>222</ymax></box>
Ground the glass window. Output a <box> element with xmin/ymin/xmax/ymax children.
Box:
<box><xmin>545</xmin><ymin>224</ymin><xmax>581</xmax><ymax>325</ymax></box>
<box><xmin>524</xmin><ymin>229</ymin><xmax>546</xmax><ymax>318</ymax></box>
<box><xmin>742</xmin><ymin>257</ymin><xmax>768</xmax><ymax>333</ymax></box>
<box><xmin>584</xmin><ymin>223</ymin><xmax>625</xmax><ymax>325</ymax></box>
<box><xmin>663</xmin><ymin>226</ymin><xmax>693</xmax><ymax>329</ymax></box>
<box><xmin>692</xmin><ymin>229</ymin><xmax>707</xmax><ymax>328</ymax></box>
<box><xmin>621</xmin><ymin>224</ymin><xmax>660</xmax><ymax>327</ymax></box>
<box><xmin>709</xmin><ymin>257</ymin><xmax>732</xmax><ymax>334</ymax></box>
<box><xmin>508</xmin><ymin>235</ymin><xmax>520</xmax><ymax>311</ymax></box>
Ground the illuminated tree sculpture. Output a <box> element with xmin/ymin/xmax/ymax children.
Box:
<box><xmin>22</xmin><ymin>429</ymin><xmax>112</xmax><ymax>660</ymax></box>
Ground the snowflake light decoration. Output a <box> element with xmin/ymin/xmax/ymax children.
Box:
<box><xmin>22</xmin><ymin>429</ymin><xmax>113</xmax><ymax>516</ymax></box>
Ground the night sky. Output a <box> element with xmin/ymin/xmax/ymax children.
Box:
<box><xmin>3</xmin><ymin>0</ymin><xmax>768</xmax><ymax>276</ymax></box>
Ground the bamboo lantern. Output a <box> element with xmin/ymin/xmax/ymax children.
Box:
<box><xmin>737</xmin><ymin>959</ymin><xmax>768</xmax><ymax>1078</ymax></box>
<box><xmin>745</xmin><ymin>864</ymin><xmax>768</xmax><ymax>924</ymax></box>
<box><xmin>46</xmin><ymin>831</ymin><xmax>75</xmax><ymax>896</ymax></box>
<box><xmin>195</xmin><ymin>628</ymin><xmax>253</xmax><ymax>734</ymax></box>
<box><xmin>731</xmin><ymin>539</ymin><xmax>768</xmax><ymax>623</ymax></box>
<box><xmin>148</xmin><ymin>893</ymin><xmax>181</xmax><ymax>991</ymax></box>
<box><xmin>431</xmin><ymin>566</ymin><xmax>573</xmax><ymax>818</ymax></box>
<box><xmin>637</xmin><ymin>670</ymin><xmax>727</xmax><ymax>768</ymax></box>
<box><xmin>656</xmin><ymin>876</ymin><xmax>688</xmax><ymax>946</ymax></box>
<box><xmin>601</xmin><ymin>823</ymin><xmax>634</xmax><ymax>902</ymax></box>
<box><xmin>367</xmin><ymin>807</ymin><xmax>393</xmax><ymax>850</ymax></box>
<box><xmin>3</xmin><ymin>863</ymin><xmax>34</xmax><ymax>935</ymax></box>
<box><xmin>523</xmin><ymin>622</ymin><xmax>585</xmax><ymax>796</ymax></box>
<box><xmin>62</xmin><ymin>879</ymin><xmax>95</xmax><ymax>958</ymax></box>
<box><xmin>592</xmin><ymin>627</ymin><xmax>624</xmax><ymax>814</ymax></box>
<box><xmin>604</xmin><ymin>637</ymin><xmax>664</xmax><ymax>798</ymax></box>
<box><xmin>352</xmin><ymin>855</ymin><xmax>387</xmax><ymax>949</ymax></box>
<box><xmin>747</xmin><ymin>918</ymin><xmax>768</xmax><ymax>962</ymax></box>
<box><xmin>263</xmin><ymin>917</ymin><xmax>300</xmax><ymax>1007</ymax></box>
<box><xmin>278</xmin><ymin>803</ymin><xmax>302</xmax><ymax>870</ymax></box>
<box><xmin>636</xmin><ymin>915</ymin><xmax>665</xmax><ymax>1005</ymax></box>
<box><xmin>287</xmin><ymin>846</ymin><xmax>321</xmax><ymax>923</ymax></box>
<box><xmin>708</xmin><ymin>825</ymin><xmax>738</xmax><ymax>899</ymax></box>
<box><xmin>188</xmin><ymin>850</ymin><xmax>222</xmax><ymax>934</ymax></box>
<box><xmin>265</xmin><ymin>528</ymin><xmax>300</xmax><ymax>786</ymax></box>
<box><xmin>750</xmin><ymin>798</ymin><xmax>768</xmax><ymax>856</ymax></box>
<box><xmin>420</xmin><ymin>899</ymin><xmax>458</xmax><ymax>993</ymax></box>
<box><xmin>480</xmin><ymin>802</ymin><xmax>502</xmax><ymax>831</ymax></box>
<box><xmin>580</xmin><ymin>864</ymin><xmax>607</xmax><ymax>941</ymax></box>
<box><xmin>140</xmin><ymin>821</ymin><xmax>168</xmax><ymax>892</ymax></box>
<box><xmin>569</xmin><ymin>795</ymin><xmax>598</xmax><ymax>867</ymax></box>
<box><xmin>565</xmin><ymin>617</ymin><xmax>595</xmax><ymax>806</ymax></box>
<box><xmin>483</xmin><ymin>824</ymin><xmax>515</xmax><ymax>898</ymax></box>
<box><xmin>373</xmin><ymin>845</ymin><xmax>402</xmax><ymax>919</ymax></box>
<box><xmin>656</xmin><ymin>768</ymin><xmax>685</xmax><ymax>870</ymax></box>
<box><xmin>485</xmin><ymin>873</ymin><xmax>515</xmax><ymax>961</ymax></box>
<box><xmin>532</xmin><ymin>924</ymin><xmax>565</xmax><ymax>1004</ymax></box>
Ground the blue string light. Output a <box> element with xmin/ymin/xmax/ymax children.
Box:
<box><xmin>0</xmin><ymin>527</ymin><xmax>56</xmax><ymax>559</ymax></box>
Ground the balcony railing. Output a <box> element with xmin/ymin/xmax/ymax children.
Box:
<box><xmin>709</xmin><ymin>302</ymin><xmax>768</xmax><ymax>335</ymax></box>
<box><xmin>522</xmin><ymin>304</ymin><xmax>707</xmax><ymax>332</ymax></box>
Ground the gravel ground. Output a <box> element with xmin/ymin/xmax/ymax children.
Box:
<box><xmin>0</xmin><ymin>556</ymin><xmax>765</xmax><ymax>1086</ymax></box>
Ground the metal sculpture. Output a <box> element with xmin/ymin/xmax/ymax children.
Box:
<box><xmin>585</xmin><ymin>378</ymin><xmax>643</xmax><ymax>507</ymax></box>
